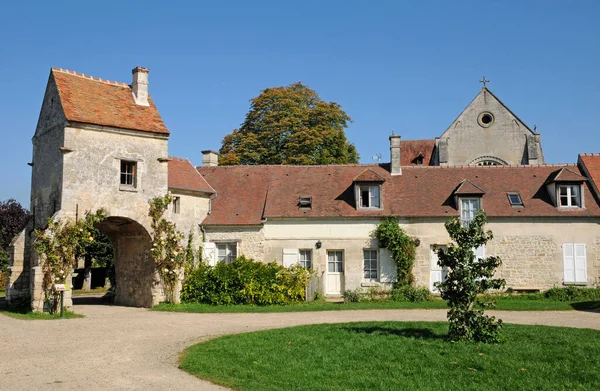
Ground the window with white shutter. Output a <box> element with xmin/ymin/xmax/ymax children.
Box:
<box><xmin>563</xmin><ymin>243</ymin><xmax>587</xmax><ymax>284</ymax></box>
<box><xmin>283</xmin><ymin>249</ymin><xmax>299</xmax><ymax>268</ymax></box>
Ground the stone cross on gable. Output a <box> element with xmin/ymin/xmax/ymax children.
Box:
<box><xmin>479</xmin><ymin>76</ymin><xmax>490</xmax><ymax>87</ymax></box>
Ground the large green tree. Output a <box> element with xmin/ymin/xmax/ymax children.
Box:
<box><xmin>220</xmin><ymin>82</ymin><xmax>359</xmax><ymax>165</ymax></box>
<box><xmin>0</xmin><ymin>199</ymin><xmax>30</xmax><ymax>271</ymax></box>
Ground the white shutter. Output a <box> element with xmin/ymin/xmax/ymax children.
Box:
<box><xmin>282</xmin><ymin>249</ymin><xmax>299</xmax><ymax>268</ymax></box>
<box><xmin>574</xmin><ymin>244</ymin><xmax>587</xmax><ymax>283</ymax></box>
<box><xmin>203</xmin><ymin>242</ymin><xmax>217</xmax><ymax>266</ymax></box>
<box><xmin>430</xmin><ymin>246</ymin><xmax>447</xmax><ymax>292</ymax></box>
<box><xmin>563</xmin><ymin>243</ymin><xmax>575</xmax><ymax>283</ymax></box>
<box><xmin>474</xmin><ymin>245</ymin><xmax>486</xmax><ymax>261</ymax></box>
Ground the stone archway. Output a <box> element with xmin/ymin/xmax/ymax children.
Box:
<box><xmin>95</xmin><ymin>216</ymin><xmax>156</xmax><ymax>307</ymax></box>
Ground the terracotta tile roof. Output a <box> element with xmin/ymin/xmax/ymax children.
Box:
<box><xmin>197</xmin><ymin>163</ymin><xmax>600</xmax><ymax>226</ymax></box>
<box><xmin>578</xmin><ymin>154</ymin><xmax>600</xmax><ymax>198</ymax></box>
<box><xmin>51</xmin><ymin>68</ymin><xmax>169</xmax><ymax>135</ymax></box>
<box><xmin>400</xmin><ymin>139</ymin><xmax>435</xmax><ymax>166</ymax></box>
<box><xmin>168</xmin><ymin>157</ymin><xmax>215</xmax><ymax>194</ymax></box>
<box><xmin>353</xmin><ymin>168</ymin><xmax>386</xmax><ymax>182</ymax></box>
<box><xmin>546</xmin><ymin>167</ymin><xmax>588</xmax><ymax>182</ymax></box>
<box><xmin>454</xmin><ymin>179</ymin><xmax>486</xmax><ymax>195</ymax></box>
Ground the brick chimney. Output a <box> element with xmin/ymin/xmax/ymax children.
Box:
<box><xmin>202</xmin><ymin>150</ymin><xmax>219</xmax><ymax>167</ymax></box>
<box><xmin>131</xmin><ymin>66</ymin><xmax>150</xmax><ymax>106</ymax></box>
<box><xmin>389</xmin><ymin>135</ymin><xmax>401</xmax><ymax>175</ymax></box>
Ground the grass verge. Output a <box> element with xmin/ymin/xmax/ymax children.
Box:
<box><xmin>72</xmin><ymin>287</ymin><xmax>109</xmax><ymax>295</ymax></box>
<box><xmin>154</xmin><ymin>296</ymin><xmax>600</xmax><ymax>313</ymax></box>
<box><xmin>180</xmin><ymin>321</ymin><xmax>600</xmax><ymax>391</ymax></box>
<box><xmin>0</xmin><ymin>300</ymin><xmax>84</xmax><ymax>320</ymax></box>
<box><xmin>0</xmin><ymin>290</ymin><xmax>5</xmax><ymax>298</ymax></box>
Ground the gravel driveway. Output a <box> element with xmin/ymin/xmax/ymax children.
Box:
<box><xmin>1</xmin><ymin>299</ymin><xmax>599</xmax><ymax>391</ymax></box>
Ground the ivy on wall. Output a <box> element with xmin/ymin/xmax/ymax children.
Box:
<box><xmin>373</xmin><ymin>217</ymin><xmax>417</xmax><ymax>287</ymax></box>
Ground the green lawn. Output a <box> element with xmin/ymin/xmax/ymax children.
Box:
<box><xmin>180</xmin><ymin>321</ymin><xmax>600</xmax><ymax>391</ymax></box>
<box><xmin>154</xmin><ymin>296</ymin><xmax>600</xmax><ymax>313</ymax></box>
<box><xmin>0</xmin><ymin>290</ymin><xmax>5</xmax><ymax>298</ymax></box>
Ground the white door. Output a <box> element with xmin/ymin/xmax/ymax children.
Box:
<box><xmin>430</xmin><ymin>246</ymin><xmax>447</xmax><ymax>293</ymax></box>
<box><xmin>326</xmin><ymin>251</ymin><xmax>344</xmax><ymax>295</ymax></box>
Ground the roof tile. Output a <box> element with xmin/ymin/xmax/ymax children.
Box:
<box><xmin>51</xmin><ymin>68</ymin><xmax>169</xmax><ymax>135</ymax></box>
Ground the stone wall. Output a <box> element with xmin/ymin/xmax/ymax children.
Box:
<box><xmin>204</xmin><ymin>227</ymin><xmax>265</xmax><ymax>261</ymax></box>
<box><xmin>491</xmin><ymin>235</ymin><xmax>558</xmax><ymax>289</ymax></box>
<box><xmin>437</xmin><ymin>88</ymin><xmax>544</xmax><ymax>166</ymax></box>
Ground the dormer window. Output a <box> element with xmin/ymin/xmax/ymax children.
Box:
<box><xmin>358</xmin><ymin>185</ymin><xmax>381</xmax><ymax>208</ymax></box>
<box><xmin>460</xmin><ymin>198</ymin><xmax>480</xmax><ymax>227</ymax></box>
<box><xmin>353</xmin><ymin>168</ymin><xmax>386</xmax><ymax>210</ymax></box>
<box><xmin>558</xmin><ymin>184</ymin><xmax>581</xmax><ymax>208</ymax></box>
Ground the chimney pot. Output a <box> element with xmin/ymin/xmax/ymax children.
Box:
<box><xmin>202</xmin><ymin>150</ymin><xmax>219</xmax><ymax>167</ymax></box>
<box><xmin>131</xmin><ymin>66</ymin><xmax>150</xmax><ymax>106</ymax></box>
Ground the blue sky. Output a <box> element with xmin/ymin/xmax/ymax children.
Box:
<box><xmin>1</xmin><ymin>0</ymin><xmax>599</xmax><ymax>207</ymax></box>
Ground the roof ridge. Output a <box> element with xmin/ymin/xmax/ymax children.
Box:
<box><xmin>51</xmin><ymin>68</ymin><xmax>130</xmax><ymax>88</ymax></box>
<box><xmin>579</xmin><ymin>153</ymin><xmax>600</xmax><ymax>157</ymax></box>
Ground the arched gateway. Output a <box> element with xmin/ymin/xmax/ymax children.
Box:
<box><xmin>96</xmin><ymin>216</ymin><xmax>155</xmax><ymax>307</ymax></box>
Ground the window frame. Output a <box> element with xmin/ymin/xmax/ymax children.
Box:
<box><xmin>172</xmin><ymin>196</ymin><xmax>181</xmax><ymax>214</ymax></box>
<box><xmin>356</xmin><ymin>183</ymin><xmax>382</xmax><ymax>209</ymax></box>
<box><xmin>327</xmin><ymin>250</ymin><xmax>344</xmax><ymax>273</ymax></box>
<box><xmin>299</xmin><ymin>249</ymin><xmax>312</xmax><ymax>269</ymax></box>
<box><xmin>120</xmin><ymin>160</ymin><xmax>137</xmax><ymax>188</ymax></box>
<box><xmin>507</xmin><ymin>192</ymin><xmax>523</xmax><ymax>207</ymax></box>
<box><xmin>216</xmin><ymin>242</ymin><xmax>238</xmax><ymax>264</ymax></box>
<box><xmin>557</xmin><ymin>184</ymin><xmax>582</xmax><ymax>208</ymax></box>
<box><xmin>363</xmin><ymin>249</ymin><xmax>379</xmax><ymax>282</ymax></box>
<box><xmin>563</xmin><ymin>243</ymin><xmax>587</xmax><ymax>284</ymax></box>
<box><xmin>460</xmin><ymin>197</ymin><xmax>481</xmax><ymax>227</ymax></box>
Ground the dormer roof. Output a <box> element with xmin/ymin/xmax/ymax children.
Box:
<box><xmin>545</xmin><ymin>168</ymin><xmax>588</xmax><ymax>184</ymax></box>
<box><xmin>353</xmin><ymin>168</ymin><xmax>386</xmax><ymax>182</ymax></box>
<box><xmin>453</xmin><ymin>179</ymin><xmax>486</xmax><ymax>195</ymax></box>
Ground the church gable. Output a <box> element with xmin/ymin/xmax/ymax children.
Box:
<box><xmin>437</xmin><ymin>86</ymin><xmax>544</xmax><ymax>166</ymax></box>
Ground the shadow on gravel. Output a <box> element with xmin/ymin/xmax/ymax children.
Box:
<box><xmin>344</xmin><ymin>325</ymin><xmax>446</xmax><ymax>340</ymax></box>
<box><xmin>571</xmin><ymin>301</ymin><xmax>600</xmax><ymax>313</ymax></box>
<box><xmin>72</xmin><ymin>294</ymin><xmax>114</xmax><ymax>306</ymax></box>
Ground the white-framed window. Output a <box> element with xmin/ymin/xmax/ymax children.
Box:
<box><xmin>363</xmin><ymin>249</ymin><xmax>378</xmax><ymax>281</ymax></box>
<box><xmin>217</xmin><ymin>243</ymin><xmax>237</xmax><ymax>263</ymax></box>
<box><xmin>563</xmin><ymin>243</ymin><xmax>587</xmax><ymax>284</ymax></box>
<box><xmin>327</xmin><ymin>250</ymin><xmax>343</xmax><ymax>273</ymax></box>
<box><xmin>558</xmin><ymin>185</ymin><xmax>581</xmax><ymax>208</ymax></box>
<box><xmin>460</xmin><ymin>198</ymin><xmax>480</xmax><ymax>227</ymax></box>
<box><xmin>120</xmin><ymin>160</ymin><xmax>137</xmax><ymax>187</ymax></box>
<box><xmin>299</xmin><ymin>249</ymin><xmax>312</xmax><ymax>269</ymax></box>
<box><xmin>357</xmin><ymin>185</ymin><xmax>381</xmax><ymax>209</ymax></box>
<box><xmin>172</xmin><ymin>196</ymin><xmax>181</xmax><ymax>214</ymax></box>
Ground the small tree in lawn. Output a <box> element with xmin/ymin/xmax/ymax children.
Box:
<box><xmin>435</xmin><ymin>210</ymin><xmax>505</xmax><ymax>343</ymax></box>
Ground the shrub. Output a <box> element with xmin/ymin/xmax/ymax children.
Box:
<box><xmin>391</xmin><ymin>286</ymin><xmax>433</xmax><ymax>302</ymax></box>
<box><xmin>180</xmin><ymin>256</ymin><xmax>312</xmax><ymax>306</ymax></box>
<box><xmin>342</xmin><ymin>288</ymin><xmax>362</xmax><ymax>303</ymax></box>
<box><xmin>544</xmin><ymin>286</ymin><xmax>600</xmax><ymax>302</ymax></box>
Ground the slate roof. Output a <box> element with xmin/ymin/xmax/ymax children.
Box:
<box><xmin>197</xmin><ymin>164</ymin><xmax>600</xmax><ymax>226</ymax></box>
<box><xmin>400</xmin><ymin>139</ymin><xmax>435</xmax><ymax>166</ymax></box>
<box><xmin>51</xmin><ymin>68</ymin><xmax>169</xmax><ymax>135</ymax></box>
<box><xmin>168</xmin><ymin>157</ymin><xmax>215</xmax><ymax>194</ymax></box>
